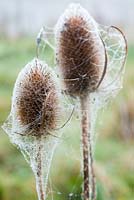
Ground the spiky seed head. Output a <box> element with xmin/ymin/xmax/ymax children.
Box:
<box><xmin>55</xmin><ymin>3</ymin><xmax>105</xmax><ymax>97</ymax></box>
<box><xmin>12</xmin><ymin>59</ymin><xmax>60</xmax><ymax>137</ymax></box>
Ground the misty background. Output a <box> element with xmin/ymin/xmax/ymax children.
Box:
<box><xmin>0</xmin><ymin>1</ymin><xmax>134</xmax><ymax>200</ymax></box>
<box><xmin>0</xmin><ymin>0</ymin><xmax>133</xmax><ymax>42</ymax></box>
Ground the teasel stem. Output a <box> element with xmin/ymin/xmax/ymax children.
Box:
<box><xmin>80</xmin><ymin>94</ymin><xmax>96</xmax><ymax>200</ymax></box>
<box><xmin>35</xmin><ymin>137</ymin><xmax>45</xmax><ymax>200</ymax></box>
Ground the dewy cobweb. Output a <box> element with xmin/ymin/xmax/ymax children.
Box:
<box><xmin>2</xmin><ymin>3</ymin><xmax>127</xmax><ymax>200</ymax></box>
<box><xmin>37</xmin><ymin>3</ymin><xmax>127</xmax><ymax>199</ymax></box>
<box><xmin>33</xmin><ymin>3</ymin><xmax>127</xmax><ymax>199</ymax></box>
<box><xmin>89</xmin><ymin>23</ymin><xmax>127</xmax><ymax>146</ymax></box>
<box><xmin>2</xmin><ymin>58</ymin><xmax>62</xmax><ymax>200</ymax></box>
<box><xmin>48</xmin><ymin>2</ymin><xmax>127</xmax><ymax>148</ymax></box>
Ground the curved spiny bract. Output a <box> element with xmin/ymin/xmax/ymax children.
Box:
<box><xmin>55</xmin><ymin>3</ymin><xmax>105</xmax><ymax>97</ymax></box>
<box><xmin>12</xmin><ymin>59</ymin><xmax>60</xmax><ymax>137</ymax></box>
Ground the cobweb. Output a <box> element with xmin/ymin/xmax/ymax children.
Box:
<box><xmin>2</xmin><ymin>3</ymin><xmax>127</xmax><ymax>200</ymax></box>
<box><xmin>36</xmin><ymin>4</ymin><xmax>127</xmax><ymax>145</ymax></box>
<box><xmin>1</xmin><ymin>59</ymin><xmax>64</xmax><ymax>200</ymax></box>
<box><xmin>2</xmin><ymin>114</ymin><xmax>59</xmax><ymax>200</ymax></box>
<box><xmin>33</xmin><ymin>19</ymin><xmax>127</xmax><ymax>199</ymax></box>
<box><xmin>89</xmin><ymin>23</ymin><xmax>127</xmax><ymax>146</ymax></box>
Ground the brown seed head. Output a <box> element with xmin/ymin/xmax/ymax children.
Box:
<box><xmin>55</xmin><ymin>4</ymin><xmax>105</xmax><ymax>97</ymax></box>
<box><xmin>12</xmin><ymin>59</ymin><xmax>60</xmax><ymax>137</ymax></box>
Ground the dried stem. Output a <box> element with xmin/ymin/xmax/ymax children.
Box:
<box><xmin>36</xmin><ymin>137</ymin><xmax>45</xmax><ymax>200</ymax></box>
<box><xmin>89</xmin><ymin>137</ymin><xmax>96</xmax><ymax>200</ymax></box>
<box><xmin>80</xmin><ymin>94</ymin><xmax>96</xmax><ymax>200</ymax></box>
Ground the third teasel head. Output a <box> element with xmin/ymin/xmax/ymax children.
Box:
<box><xmin>55</xmin><ymin>3</ymin><xmax>105</xmax><ymax>97</ymax></box>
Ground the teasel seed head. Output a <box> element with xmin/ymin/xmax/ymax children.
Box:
<box><xmin>12</xmin><ymin>59</ymin><xmax>60</xmax><ymax>137</ymax></box>
<box><xmin>55</xmin><ymin>3</ymin><xmax>105</xmax><ymax>97</ymax></box>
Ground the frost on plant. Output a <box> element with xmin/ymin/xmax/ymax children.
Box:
<box><xmin>2</xmin><ymin>59</ymin><xmax>62</xmax><ymax>200</ymax></box>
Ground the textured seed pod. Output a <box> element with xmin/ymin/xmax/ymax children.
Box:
<box><xmin>55</xmin><ymin>3</ymin><xmax>105</xmax><ymax>97</ymax></box>
<box><xmin>12</xmin><ymin>59</ymin><xmax>60</xmax><ymax>137</ymax></box>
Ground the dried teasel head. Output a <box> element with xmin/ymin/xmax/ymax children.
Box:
<box><xmin>55</xmin><ymin>3</ymin><xmax>105</xmax><ymax>97</ymax></box>
<box><xmin>12</xmin><ymin>59</ymin><xmax>60</xmax><ymax>137</ymax></box>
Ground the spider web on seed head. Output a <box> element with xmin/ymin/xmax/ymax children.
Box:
<box><xmin>36</xmin><ymin>4</ymin><xmax>127</xmax><ymax>117</ymax></box>
<box><xmin>34</xmin><ymin>9</ymin><xmax>127</xmax><ymax>199</ymax></box>
<box><xmin>54</xmin><ymin>2</ymin><xmax>127</xmax><ymax>150</ymax></box>
<box><xmin>2</xmin><ymin>2</ymin><xmax>127</xmax><ymax>199</ymax></box>
<box><xmin>2</xmin><ymin>58</ymin><xmax>64</xmax><ymax>200</ymax></box>
<box><xmin>89</xmin><ymin>23</ymin><xmax>127</xmax><ymax>144</ymax></box>
<box><xmin>55</xmin><ymin>3</ymin><xmax>105</xmax><ymax>96</ymax></box>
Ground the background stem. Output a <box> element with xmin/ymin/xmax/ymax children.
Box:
<box><xmin>80</xmin><ymin>95</ymin><xmax>96</xmax><ymax>200</ymax></box>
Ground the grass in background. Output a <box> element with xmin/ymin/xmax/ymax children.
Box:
<box><xmin>0</xmin><ymin>38</ymin><xmax>134</xmax><ymax>200</ymax></box>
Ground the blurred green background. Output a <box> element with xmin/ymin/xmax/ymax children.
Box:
<box><xmin>0</xmin><ymin>0</ymin><xmax>134</xmax><ymax>199</ymax></box>
<box><xmin>0</xmin><ymin>36</ymin><xmax>134</xmax><ymax>200</ymax></box>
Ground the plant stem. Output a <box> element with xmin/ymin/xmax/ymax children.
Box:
<box><xmin>36</xmin><ymin>137</ymin><xmax>45</xmax><ymax>200</ymax></box>
<box><xmin>80</xmin><ymin>94</ymin><xmax>96</xmax><ymax>200</ymax></box>
<box><xmin>89</xmin><ymin>135</ymin><xmax>96</xmax><ymax>200</ymax></box>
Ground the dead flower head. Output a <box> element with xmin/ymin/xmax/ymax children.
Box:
<box><xmin>12</xmin><ymin>59</ymin><xmax>60</xmax><ymax>137</ymax></box>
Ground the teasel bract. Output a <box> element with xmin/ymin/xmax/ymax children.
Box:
<box><xmin>55</xmin><ymin>3</ymin><xmax>127</xmax><ymax>200</ymax></box>
<box><xmin>2</xmin><ymin>58</ymin><xmax>61</xmax><ymax>200</ymax></box>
